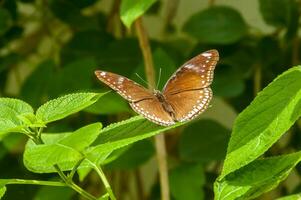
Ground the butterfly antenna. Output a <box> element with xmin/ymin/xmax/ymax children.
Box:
<box><xmin>156</xmin><ymin>68</ymin><xmax>162</xmax><ymax>89</ymax></box>
<box><xmin>135</xmin><ymin>73</ymin><xmax>152</xmax><ymax>88</ymax></box>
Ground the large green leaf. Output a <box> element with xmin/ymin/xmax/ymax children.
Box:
<box><xmin>120</xmin><ymin>0</ymin><xmax>157</xmax><ymax>28</ymax></box>
<box><xmin>0</xmin><ymin>98</ymin><xmax>34</xmax><ymax>134</ymax></box>
<box><xmin>179</xmin><ymin>120</ymin><xmax>230</xmax><ymax>163</ymax></box>
<box><xmin>86</xmin><ymin>116</ymin><xmax>183</xmax><ymax>162</ymax></box>
<box><xmin>183</xmin><ymin>6</ymin><xmax>247</xmax><ymax>44</ymax></box>
<box><xmin>36</xmin><ymin>93</ymin><xmax>104</xmax><ymax>124</ymax></box>
<box><xmin>214</xmin><ymin>152</ymin><xmax>301</xmax><ymax>200</ymax></box>
<box><xmin>24</xmin><ymin>123</ymin><xmax>102</xmax><ymax>173</ymax></box>
<box><xmin>221</xmin><ymin>66</ymin><xmax>301</xmax><ymax>178</ymax></box>
<box><xmin>170</xmin><ymin>163</ymin><xmax>205</xmax><ymax>200</ymax></box>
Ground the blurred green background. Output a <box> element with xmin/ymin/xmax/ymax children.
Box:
<box><xmin>0</xmin><ymin>0</ymin><xmax>301</xmax><ymax>199</ymax></box>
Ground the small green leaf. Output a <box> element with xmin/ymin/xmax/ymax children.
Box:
<box><xmin>183</xmin><ymin>6</ymin><xmax>247</xmax><ymax>44</ymax></box>
<box><xmin>170</xmin><ymin>163</ymin><xmax>205</xmax><ymax>200</ymax></box>
<box><xmin>222</xmin><ymin>66</ymin><xmax>301</xmax><ymax>178</ymax></box>
<box><xmin>215</xmin><ymin>152</ymin><xmax>301</xmax><ymax>200</ymax></box>
<box><xmin>179</xmin><ymin>120</ymin><xmax>230</xmax><ymax>163</ymax></box>
<box><xmin>86</xmin><ymin>116</ymin><xmax>183</xmax><ymax>162</ymax></box>
<box><xmin>36</xmin><ymin>93</ymin><xmax>104</xmax><ymax>124</ymax></box>
<box><xmin>120</xmin><ymin>0</ymin><xmax>157</xmax><ymax>28</ymax></box>
<box><xmin>24</xmin><ymin>123</ymin><xmax>102</xmax><ymax>173</ymax></box>
<box><xmin>0</xmin><ymin>98</ymin><xmax>34</xmax><ymax>134</ymax></box>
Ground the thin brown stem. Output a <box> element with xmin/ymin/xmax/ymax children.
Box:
<box><xmin>135</xmin><ymin>17</ymin><xmax>156</xmax><ymax>88</ymax></box>
<box><xmin>134</xmin><ymin>17</ymin><xmax>170</xmax><ymax>200</ymax></box>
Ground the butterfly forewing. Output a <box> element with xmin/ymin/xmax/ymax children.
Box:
<box><xmin>166</xmin><ymin>88</ymin><xmax>212</xmax><ymax>122</ymax></box>
<box><xmin>163</xmin><ymin>50</ymin><xmax>219</xmax><ymax>95</ymax></box>
<box><xmin>95</xmin><ymin>70</ymin><xmax>153</xmax><ymax>102</ymax></box>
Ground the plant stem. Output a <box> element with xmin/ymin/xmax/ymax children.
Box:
<box><xmin>89</xmin><ymin>161</ymin><xmax>117</xmax><ymax>200</ymax></box>
<box><xmin>135</xmin><ymin>17</ymin><xmax>170</xmax><ymax>200</ymax></box>
<box><xmin>4</xmin><ymin>179</ymin><xmax>66</xmax><ymax>187</ymax></box>
<box><xmin>135</xmin><ymin>17</ymin><xmax>156</xmax><ymax>88</ymax></box>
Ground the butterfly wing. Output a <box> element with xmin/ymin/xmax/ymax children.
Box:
<box><xmin>166</xmin><ymin>88</ymin><xmax>212</xmax><ymax>122</ymax></box>
<box><xmin>163</xmin><ymin>50</ymin><xmax>218</xmax><ymax>122</ymax></box>
<box><xmin>130</xmin><ymin>99</ymin><xmax>174</xmax><ymax>126</ymax></box>
<box><xmin>163</xmin><ymin>49</ymin><xmax>219</xmax><ymax>94</ymax></box>
<box><xmin>95</xmin><ymin>70</ymin><xmax>174</xmax><ymax>126</ymax></box>
<box><xmin>95</xmin><ymin>70</ymin><xmax>154</xmax><ymax>102</ymax></box>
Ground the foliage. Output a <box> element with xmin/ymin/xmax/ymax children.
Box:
<box><xmin>1</xmin><ymin>0</ymin><xmax>301</xmax><ymax>200</ymax></box>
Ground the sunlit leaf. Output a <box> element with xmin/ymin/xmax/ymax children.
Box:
<box><xmin>221</xmin><ymin>66</ymin><xmax>301</xmax><ymax>178</ymax></box>
<box><xmin>215</xmin><ymin>152</ymin><xmax>301</xmax><ymax>200</ymax></box>
<box><xmin>0</xmin><ymin>98</ymin><xmax>34</xmax><ymax>134</ymax></box>
<box><xmin>120</xmin><ymin>0</ymin><xmax>157</xmax><ymax>28</ymax></box>
<box><xmin>86</xmin><ymin>116</ymin><xmax>183</xmax><ymax>162</ymax></box>
<box><xmin>36</xmin><ymin>93</ymin><xmax>104</xmax><ymax>124</ymax></box>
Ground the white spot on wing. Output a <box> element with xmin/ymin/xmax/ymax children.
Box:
<box><xmin>202</xmin><ymin>52</ymin><xmax>212</xmax><ymax>57</ymax></box>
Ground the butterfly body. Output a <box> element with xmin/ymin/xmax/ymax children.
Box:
<box><xmin>95</xmin><ymin>49</ymin><xmax>219</xmax><ymax>126</ymax></box>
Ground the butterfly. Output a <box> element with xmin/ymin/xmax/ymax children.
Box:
<box><xmin>95</xmin><ymin>49</ymin><xmax>219</xmax><ymax>126</ymax></box>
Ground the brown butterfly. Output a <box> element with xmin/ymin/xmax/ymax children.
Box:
<box><xmin>95</xmin><ymin>49</ymin><xmax>219</xmax><ymax>126</ymax></box>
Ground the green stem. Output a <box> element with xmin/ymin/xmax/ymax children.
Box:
<box><xmin>88</xmin><ymin>161</ymin><xmax>116</xmax><ymax>200</ymax></box>
<box><xmin>68</xmin><ymin>158</ymin><xmax>85</xmax><ymax>179</ymax></box>
<box><xmin>3</xmin><ymin>179</ymin><xmax>66</xmax><ymax>187</ymax></box>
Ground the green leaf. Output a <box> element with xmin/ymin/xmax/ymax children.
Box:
<box><xmin>24</xmin><ymin>123</ymin><xmax>102</xmax><ymax>173</ymax></box>
<box><xmin>183</xmin><ymin>6</ymin><xmax>247</xmax><ymax>44</ymax></box>
<box><xmin>214</xmin><ymin>152</ymin><xmax>301</xmax><ymax>200</ymax></box>
<box><xmin>0</xmin><ymin>98</ymin><xmax>34</xmax><ymax>134</ymax></box>
<box><xmin>86</xmin><ymin>116</ymin><xmax>183</xmax><ymax>162</ymax></box>
<box><xmin>170</xmin><ymin>163</ymin><xmax>205</xmax><ymax>200</ymax></box>
<box><xmin>276</xmin><ymin>193</ymin><xmax>301</xmax><ymax>200</ymax></box>
<box><xmin>221</xmin><ymin>66</ymin><xmax>301</xmax><ymax>178</ymax></box>
<box><xmin>120</xmin><ymin>0</ymin><xmax>157</xmax><ymax>28</ymax></box>
<box><xmin>0</xmin><ymin>8</ymin><xmax>12</xmax><ymax>36</ymax></box>
<box><xmin>36</xmin><ymin>93</ymin><xmax>104</xmax><ymax>124</ymax></box>
<box><xmin>179</xmin><ymin>120</ymin><xmax>230</xmax><ymax>163</ymax></box>
<box><xmin>259</xmin><ymin>0</ymin><xmax>297</xmax><ymax>28</ymax></box>
<box><xmin>106</xmin><ymin>140</ymin><xmax>155</xmax><ymax>169</ymax></box>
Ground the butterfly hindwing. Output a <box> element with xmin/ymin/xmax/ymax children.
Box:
<box><xmin>130</xmin><ymin>99</ymin><xmax>174</xmax><ymax>126</ymax></box>
<box><xmin>165</xmin><ymin>88</ymin><xmax>212</xmax><ymax>122</ymax></box>
<box><xmin>95</xmin><ymin>70</ymin><xmax>153</xmax><ymax>102</ymax></box>
<box><xmin>163</xmin><ymin>50</ymin><xmax>219</xmax><ymax>95</ymax></box>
